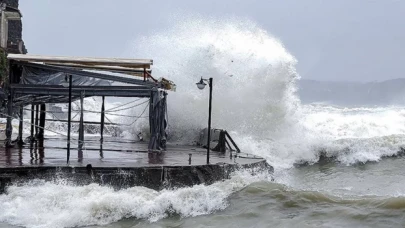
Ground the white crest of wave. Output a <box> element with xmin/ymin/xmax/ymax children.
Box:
<box><xmin>302</xmin><ymin>105</ymin><xmax>405</xmax><ymax>139</ymax></box>
<box><xmin>129</xmin><ymin>16</ymin><xmax>405</xmax><ymax>168</ymax></box>
<box><xmin>0</xmin><ymin>171</ymin><xmax>270</xmax><ymax>228</ymax></box>
<box><xmin>129</xmin><ymin>17</ymin><xmax>320</xmax><ymax>168</ymax></box>
<box><xmin>132</xmin><ymin>17</ymin><xmax>300</xmax><ymax>139</ymax></box>
<box><xmin>303</xmin><ymin>105</ymin><xmax>405</xmax><ymax>164</ymax></box>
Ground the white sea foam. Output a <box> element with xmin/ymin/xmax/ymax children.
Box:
<box><xmin>0</xmin><ymin>171</ymin><xmax>270</xmax><ymax>228</ymax></box>
<box><xmin>128</xmin><ymin>17</ymin><xmax>405</xmax><ymax>168</ymax></box>
<box><xmin>301</xmin><ymin>105</ymin><xmax>405</xmax><ymax>164</ymax></box>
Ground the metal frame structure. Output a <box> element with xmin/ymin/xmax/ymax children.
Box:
<box><xmin>4</xmin><ymin>54</ymin><xmax>173</xmax><ymax>163</ymax></box>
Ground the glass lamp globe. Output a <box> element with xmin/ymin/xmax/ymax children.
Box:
<box><xmin>196</xmin><ymin>78</ymin><xmax>206</xmax><ymax>90</ymax></box>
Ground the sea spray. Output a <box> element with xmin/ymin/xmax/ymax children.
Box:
<box><xmin>129</xmin><ymin>17</ymin><xmax>405</xmax><ymax>168</ymax></box>
<box><xmin>132</xmin><ymin>17</ymin><xmax>300</xmax><ymax>140</ymax></box>
<box><xmin>128</xmin><ymin>17</ymin><xmax>322</xmax><ymax>168</ymax></box>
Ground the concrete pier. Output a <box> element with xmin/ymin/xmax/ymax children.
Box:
<box><xmin>0</xmin><ymin>137</ymin><xmax>271</xmax><ymax>193</ymax></box>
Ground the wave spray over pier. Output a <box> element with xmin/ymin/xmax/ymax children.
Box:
<box><xmin>1</xmin><ymin>9</ymin><xmax>405</xmax><ymax>228</ymax></box>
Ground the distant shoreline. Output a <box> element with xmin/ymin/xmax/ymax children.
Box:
<box><xmin>298</xmin><ymin>78</ymin><xmax>405</xmax><ymax>106</ymax></box>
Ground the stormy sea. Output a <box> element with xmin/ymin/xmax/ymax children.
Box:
<box><xmin>2</xmin><ymin>18</ymin><xmax>405</xmax><ymax>228</ymax></box>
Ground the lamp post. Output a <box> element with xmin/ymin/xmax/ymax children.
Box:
<box><xmin>196</xmin><ymin>77</ymin><xmax>213</xmax><ymax>164</ymax></box>
<box><xmin>62</xmin><ymin>74</ymin><xmax>72</xmax><ymax>163</ymax></box>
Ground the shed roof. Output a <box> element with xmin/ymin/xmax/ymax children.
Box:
<box><xmin>8</xmin><ymin>54</ymin><xmax>153</xmax><ymax>73</ymax></box>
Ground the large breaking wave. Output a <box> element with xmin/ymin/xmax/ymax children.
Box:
<box><xmin>128</xmin><ymin>17</ymin><xmax>405</xmax><ymax>168</ymax></box>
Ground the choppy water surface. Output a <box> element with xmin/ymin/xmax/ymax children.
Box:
<box><xmin>3</xmin><ymin>159</ymin><xmax>405</xmax><ymax>228</ymax></box>
<box><xmin>104</xmin><ymin>158</ymin><xmax>405</xmax><ymax>227</ymax></box>
<box><xmin>2</xmin><ymin>17</ymin><xmax>405</xmax><ymax>227</ymax></box>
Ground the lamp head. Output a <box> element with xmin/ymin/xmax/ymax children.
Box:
<box><xmin>196</xmin><ymin>78</ymin><xmax>206</xmax><ymax>90</ymax></box>
<box><xmin>61</xmin><ymin>75</ymin><xmax>69</xmax><ymax>88</ymax></box>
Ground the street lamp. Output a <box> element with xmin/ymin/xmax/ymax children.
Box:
<box><xmin>196</xmin><ymin>78</ymin><xmax>207</xmax><ymax>90</ymax></box>
<box><xmin>62</xmin><ymin>74</ymin><xmax>73</xmax><ymax>163</ymax></box>
<box><xmin>196</xmin><ymin>77</ymin><xmax>213</xmax><ymax>164</ymax></box>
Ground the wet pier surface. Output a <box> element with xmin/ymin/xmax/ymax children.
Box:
<box><xmin>0</xmin><ymin>136</ymin><xmax>264</xmax><ymax>168</ymax></box>
<box><xmin>0</xmin><ymin>137</ymin><xmax>270</xmax><ymax>191</ymax></box>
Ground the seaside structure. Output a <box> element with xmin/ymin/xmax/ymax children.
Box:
<box><xmin>0</xmin><ymin>0</ymin><xmax>271</xmax><ymax>192</ymax></box>
<box><xmin>5</xmin><ymin>54</ymin><xmax>172</xmax><ymax>151</ymax></box>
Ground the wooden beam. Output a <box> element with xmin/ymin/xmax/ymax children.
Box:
<box><xmin>17</xmin><ymin>62</ymin><xmax>157</xmax><ymax>87</ymax></box>
<box><xmin>45</xmin><ymin>63</ymin><xmax>152</xmax><ymax>76</ymax></box>
<box><xmin>8</xmin><ymin>54</ymin><xmax>153</xmax><ymax>69</ymax></box>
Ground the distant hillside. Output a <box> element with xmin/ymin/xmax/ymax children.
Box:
<box><xmin>297</xmin><ymin>78</ymin><xmax>405</xmax><ymax>106</ymax></box>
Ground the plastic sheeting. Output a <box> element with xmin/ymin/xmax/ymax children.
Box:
<box><xmin>20</xmin><ymin>65</ymin><xmax>112</xmax><ymax>86</ymax></box>
<box><xmin>148</xmin><ymin>89</ymin><xmax>168</xmax><ymax>151</ymax></box>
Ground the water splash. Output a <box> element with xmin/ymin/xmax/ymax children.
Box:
<box><xmin>0</xmin><ymin>171</ymin><xmax>271</xmax><ymax>228</ymax></box>
<box><xmin>129</xmin><ymin>16</ymin><xmax>405</xmax><ymax>168</ymax></box>
<box><xmin>129</xmin><ymin>17</ymin><xmax>314</xmax><ymax>166</ymax></box>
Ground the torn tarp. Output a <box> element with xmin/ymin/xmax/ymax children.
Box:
<box><xmin>20</xmin><ymin>65</ymin><xmax>112</xmax><ymax>86</ymax></box>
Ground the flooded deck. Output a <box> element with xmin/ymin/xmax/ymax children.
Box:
<box><xmin>0</xmin><ymin>136</ymin><xmax>264</xmax><ymax>168</ymax></box>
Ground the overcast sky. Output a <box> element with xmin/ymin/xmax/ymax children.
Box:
<box><xmin>19</xmin><ymin>0</ymin><xmax>404</xmax><ymax>82</ymax></box>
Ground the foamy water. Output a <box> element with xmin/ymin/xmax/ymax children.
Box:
<box><xmin>0</xmin><ymin>171</ymin><xmax>271</xmax><ymax>228</ymax></box>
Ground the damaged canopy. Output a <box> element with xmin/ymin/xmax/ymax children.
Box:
<box><xmin>20</xmin><ymin>65</ymin><xmax>112</xmax><ymax>86</ymax></box>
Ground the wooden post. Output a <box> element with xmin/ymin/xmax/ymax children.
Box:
<box><xmin>30</xmin><ymin>104</ymin><xmax>34</xmax><ymax>141</ymax></box>
<box><xmin>100</xmin><ymin>96</ymin><xmax>105</xmax><ymax>142</ymax></box>
<box><xmin>35</xmin><ymin>104</ymin><xmax>39</xmax><ymax>137</ymax></box>
<box><xmin>38</xmin><ymin>139</ymin><xmax>44</xmax><ymax>164</ymax></box>
<box><xmin>38</xmin><ymin>104</ymin><xmax>46</xmax><ymax>139</ymax></box>
<box><xmin>78</xmin><ymin>92</ymin><xmax>84</xmax><ymax>152</ymax></box>
<box><xmin>99</xmin><ymin>143</ymin><xmax>104</xmax><ymax>158</ymax></box>
<box><xmin>5</xmin><ymin>89</ymin><xmax>13</xmax><ymax>147</ymax></box>
<box><xmin>17</xmin><ymin>106</ymin><xmax>23</xmax><ymax>145</ymax></box>
<box><xmin>148</xmin><ymin>88</ymin><xmax>157</xmax><ymax>150</ymax></box>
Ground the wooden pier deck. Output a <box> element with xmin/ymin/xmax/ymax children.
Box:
<box><xmin>0</xmin><ymin>137</ymin><xmax>270</xmax><ymax>192</ymax></box>
<box><xmin>0</xmin><ymin>136</ymin><xmax>263</xmax><ymax>168</ymax></box>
